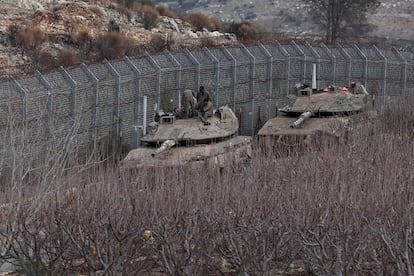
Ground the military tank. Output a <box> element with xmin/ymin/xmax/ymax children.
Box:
<box><xmin>121</xmin><ymin>105</ymin><xmax>252</xmax><ymax>170</ymax></box>
<box><xmin>258</xmin><ymin>69</ymin><xmax>370</xmax><ymax>154</ymax></box>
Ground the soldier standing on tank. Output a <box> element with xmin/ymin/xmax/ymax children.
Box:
<box><xmin>196</xmin><ymin>86</ymin><xmax>211</xmax><ymax>110</ymax></box>
<box><xmin>196</xmin><ymin>86</ymin><xmax>213</xmax><ymax>125</ymax></box>
<box><xmin>183</xmin><ymin>89</ymin><xmax>195</xmax><ymax>118</ymax></box>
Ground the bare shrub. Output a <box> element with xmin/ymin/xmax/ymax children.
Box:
<box><xmin>95</xmin><ymin>32</ymin><xmax>127</xmax><ymax>60</ymax></box>
<box><xmin>119</xmin><ymin>0</ymin><xmax>154</xmax><ymax>10</ymax></box>
<box><xmin>117</xmin><ymin>6</ymin><xmax>133</xmax><ymax>21</ymax></box>
<box><xmin>183</xmin><ymin>12</ymin><xmax>220</xmax><ymax>31</ymax></box>
<box><xmin>16</xmin><ymin>26</ymin><xmax>48</xmax><ymax>51</ymax></box>
<box><xmin>35</xmin><ymin>50</ymin><xmax>56</xmax><ymax>70</ymax></box>
<box><xmin>7</xmin><ymin>24</ymin><xmax>21</xmax><ymax>47</ymax></box>
<box><xmin>156</xmin><ymin>4</ymin><xmax>177</xmax><ymax>18</ymax></box>
<box><xmin>108</xmin><ymin>18</ymin><xmax>120</xmax><ymax>32</ymax></box>
<box><xmin>140</xmin><ymin>5</ymin><xmax>159</xmax><ymax>30</ymax></box>
<box><xmin>1</xmin><ymin>98</ymin><xmax>414</xmax><ymax>274</ymax></box>
<box><xmin>70</xmin><ymin>28</ymin><xmax>92</xmax><ymax>50</ymax></box>
<box><xmin>237</xmin><ymin>22</ymin><xmax>259</xmax><ymax>43</ymax></box>
<box><xmin>199</xmin><ymin>36</ymin><xmax>218</xmax><ymax>48</ymax></box>
<box><xmin>56</xmin><ymin>48</ymin><xmax>79</xmax><ymax>67</ymax></box>
<box><xmin>148</xmin><ymin>33</ymin><xmax>174</xmax><ymax>53</ymax></box>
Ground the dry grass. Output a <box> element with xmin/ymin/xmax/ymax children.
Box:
<box><xmin>1</xmin><ymin>98</ymin><xmax>414</xmax><ymax>274</ymax></box>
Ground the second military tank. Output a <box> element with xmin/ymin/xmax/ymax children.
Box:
<box><xmin>258</xmin><ymin>72</ymin><xmax>370</xmax><ymax>155</ymax></box>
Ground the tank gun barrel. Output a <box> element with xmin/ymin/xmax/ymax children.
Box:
<box><xmin>152</xmin><ymin>139</ymin><xmax>176</xmax><ymax>157</ymax></box>
<box><xmin>290</xmin><ymin>111</ymin><xmax>313</xmax><ymax>128</ymax></box>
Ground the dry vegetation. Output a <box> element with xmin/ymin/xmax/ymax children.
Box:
<box><xmin>0</xmin><ymin>0</ymin><xmax>261</xmax><ymax>78</ymax></box>
<box><xmin>0</xmin><ymin>96</ymin><xmax>414</xmax><ymax>275</ymax></box>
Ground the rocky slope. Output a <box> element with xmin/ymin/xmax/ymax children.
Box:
<box><xmin>173</xmin><ymin>0</ymin><xmax>414</xmax><ymax>42</ymax></box>
<box><xmin>1</xmin><ymin>0</ymin><xmax>413</xmax><ymax>78</ymax></box>
<box><xmin>0</xmin><ymin>0</ymin><xmax>236</xmax><ymax>78</ymax></box>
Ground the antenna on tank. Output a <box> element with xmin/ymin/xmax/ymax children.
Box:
<box><xmin>312</xmin><ymin>63</ymin><xmax>317</xmax><ymax>91</ymax></box>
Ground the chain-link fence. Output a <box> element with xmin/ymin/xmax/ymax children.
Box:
<box><xmin>0</xmin><ymin>42</ymin><xmax>413</xmax><ymax>155</ymax></box>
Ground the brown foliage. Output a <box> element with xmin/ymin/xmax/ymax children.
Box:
<box><xmin>7</xmin><ymin>24</ymin><xmax>21</xmax><ymax>47</ymax></box>
<box><xmin>117</xmin><ymin>6</ymin><xmax>133</xmax><ymax>21</ymax></box>
<box><xmin>118</xmin><ymin>0</ymin><xmax>154</xmax><ymax>10</ymax></box>
<box><xmin>227</xmin><ymin>21</ymin><xmax>259</xmax><ymax>43</ymax></box>
<box><xmin>35</xmin><ymin>50</ymin><xmax>56</xmax><ymax>70</ymax></box>
<box><xmin>16</xmin><ymin>26</ymin><xmax>48</xmax><ymax>51</ymax></box>
<box><xmin>199</xmin><ymin>36</ymin><xmax>218</xmax><ymax>48</ymax></box>
<box><xmin>95</xmin><ymin>32</ymin><xmax>127</xmax><ymax>59</ymax></box>
<box><xmin>2</xmin><ymin>93</ymin><xmax>414</xmax><ymax>274</ymax></box>
<box><xmin>70</xmin><ymin>28</ymin><xmax>92</xmax><ymax>50</ymax></box>
<box><xmin>183</xmin><ymin>12</ymin><xmax>221</xmax><ymax>32</ymax></box>
<box><xmin>140</xmin><ymin>5</ymin><xmax>159</xmax><ymax>30</ymax></box>
<box><xmin>148</xmin><ymin>33</ymin><xmax>174</xmax><ymax>53</ymax></box>
<box><xmin>56</xmin><ymin>48</ymin><xmax>79</xmax><ymax>67</ymax></box>
<box><xmin>156</xmin><ymin>4</ymin><xmax>177</xmax><ymax>18</ymax></box>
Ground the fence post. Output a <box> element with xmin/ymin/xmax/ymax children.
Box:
<box><xmin>241</xmin><ymin>44</ymin><xmax>256</xmax><ymax>135</ymax></box>
<box><xmin>124</xmin><ymin>56</ymin><xmax>142</xmax><ymax>148</ymax></box>
<box><xmin>203</xmin><ymin>47</ymin><xmax>220</xmax><ymax>107</ymax></box>
<box><xmin>60</xmin><ymin>66</ymin><xmax>78</xmax><ymax>120</ymax></box>
<box><xmin>184</xmin><ymin>49</ymin><xmax>200</xmax><ymax>92</ymax></box>
<box><xmin>277</xmin><ymin>42</ymin><xmax>291</xmax><ymax>96</ymax></box>
<box><xmin>104</xmin><ymin>59</ymin><xmax>121</xmax><ymax>138</ymax></box>
<box><xmin>145</xmin><ymin>52</ymin><xmax>161</xmax><ymax>112</ymax></box>
<box><xmin>392</xmin><ymin>47</ymin><xmax>408</xmax><ymax>96</ymax></box>
<box><xmin>220</xmin><ymin>45</ymin><xmax>237</xmax><ymax>111</ymax></box>
<box><xmin>166</xmin><ymin>50</ymin><xmax>182</xmax><ymax>109</ymax></box>
<box><xmin>321</xmin><ymin>43</ymin><xmax>336</xmax><ymax>85</ymax></box>
<box><xmin>338</xmin><ymin>43</ymin><xmax>352</xmax><ymax>86</ymax></box>
<box><xmin>292</xmin><ymin>41</ymin><xmax>306</xmax><ymax>84</ymax></box>
<box><xmin>258</xmin><ymin>43</ymin><xmax>273</xmax><ymax>120</ymax></box>
<box><xmin>80</xmin><ymin>63</ymin><xmax>99</xmax><ymax>147</ymax></box>
<box><xmin>353</xmin><ymin>43</ymin><xmax>368</xmax><ymax>87</ymax></box>
<box><xmin>373</xmin><ymin>45</ymin><xmax>388</xmax><ymax>108</ymax></box>
<box><xmin>35</xmin><ymin>70</ymin><xmax>53</xmax><ymax>148</ymax></box>
<box><xmin>305</xmin><ymin>41</ymin><xmax>321</xmax><ymax>89</ymax></box>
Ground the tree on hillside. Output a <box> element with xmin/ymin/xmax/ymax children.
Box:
<box><xmin>300</xmin><ymin>0</ymin><xmax>380</xmax><ymax>44</ymax></box>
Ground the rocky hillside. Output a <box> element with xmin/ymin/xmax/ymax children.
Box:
<box><xmin>1</xmin><ymin>0</ymin><xmax>413</xmax><ymax>78</ymax></box>
<box><xmin>168</xmin><ymin>0</ymin><xmax>414</xmax><ymax>42</ymax></box>
<box><xmin>0</xmin><ymin>0</ymin><xmax>236</xmax><ymax>78</ymax></box>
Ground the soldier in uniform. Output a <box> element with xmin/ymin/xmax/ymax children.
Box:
<box><xmin>349</xmin><ymin>81</ymin><xmax>368</xmax><ymax>95</ymax></box>
<box><xmin>196</xmin><ymin>86</ymin><xmax>213</xmax><ymax>125</ymax></box>
<box><xmin>182</xmin><ymin>89</ymin><xmax>195</xmax><ymax>118</ymax></box>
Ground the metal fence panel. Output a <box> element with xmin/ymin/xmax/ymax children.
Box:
<box><xmin>0</xmin><ymin>42</ymin><xmax>412</xmax><ymax>159</ymax></box>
